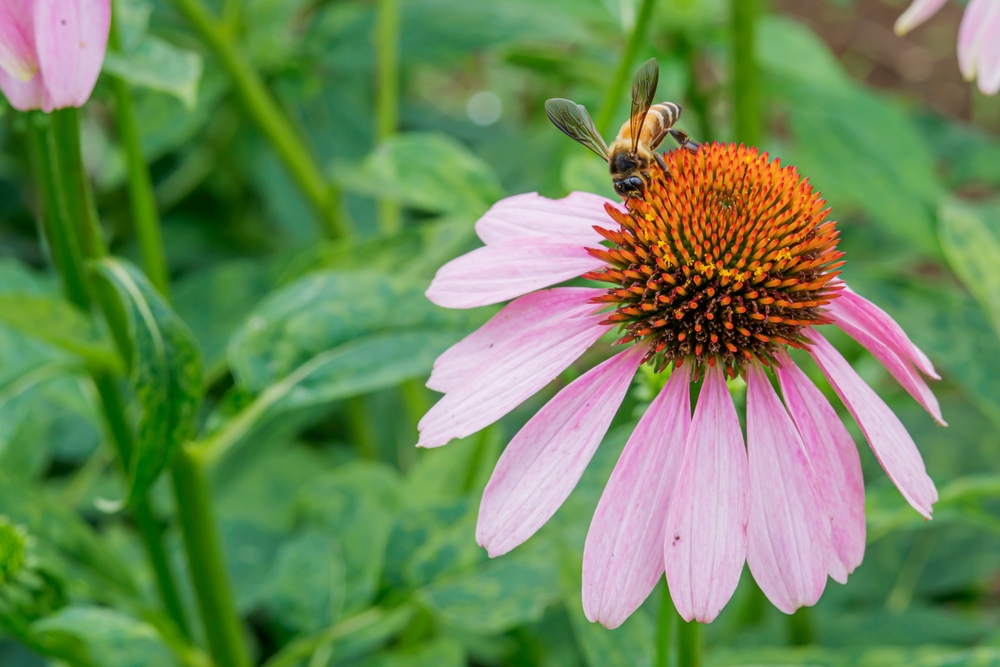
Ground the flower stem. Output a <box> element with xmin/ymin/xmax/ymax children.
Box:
<box><xmin>27</xmin><ymin>112</ymin><xmax>189</xmax><ymax>638</ymax></box>
<box><xmin>677</xmin><ymin>615</ymin><xmax>702</xmax><ymax>667</ymax></box>
<box><xmin>108</xmin><ymin>19</ymin><xmax>171</xmax><ymax>298</ymax></box>
<box><xmin>44</xmin><ymin>108</ymin><xmax>250</xmax><ymax>667</ymax></box>
<box><xmin>168</xmin><ymin>0</ymin><xmax>348</xmax><ymax>239</ymax></box>
<box><xmin>595</xmin><ymin>0</ymin><xmax>658</xmax><ymax>136</ymax></box>
<box><xmin>731</xmin><ymin>0</ymin><xmax>760</xmax><ymax>146</ymax></box>
<box><xmin>172</xmin><ymin>446</ymin><xmax>252</xmax><ymax>667</ymax></box>
<box><xmin>656</xmin><ymin>583</ymin><xmax>674</xmax><ymax>667</ymax></box>
<box><xmin>787</xmin><ymin>606</ymin><xmax>816</xmax><ymax>646</ymax></box>
<box><xmin>375</xmin><ymin>0</ymin><xmax>402</xmax><ymax>234</ymax></box>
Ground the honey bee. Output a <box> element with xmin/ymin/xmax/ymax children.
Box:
<box><xmin>545</xmin><ymin>58</ymin><xmax>699</xmax><ymax>200</ymax></box>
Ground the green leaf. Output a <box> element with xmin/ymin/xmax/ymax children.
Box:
<box><xmin>260</xmin><ymin>530</ymin><xmax>346</xmax><ymax>634</ymax></box>
<box><xmin>332</xmin><ymin>132</ymin><xmax>503</xmax><ymax>217</ymax></box>
<box><xmin>93</xmin><ymin>258</ymin><xmax>203</xmax><ymax>506</ymax></box>
<box><xmin>938</xmin><ymin>200</ymin><xmax>1000</xmax><ymax>342</ymax></box>
<box><xmin>708</xmin><ymin>646</ymin><xmax>1000</xmax><ymax>667</ymax></box>
<box><xmin>419</xmin><ymin>540</ymin><xmax>561</xmax><ymax>634</ymax></box>
<box><xmin>33</xmin><ymin>607</ymin><xmax>179</xmax><ymax>667</ymax></box>
<box><xmin>104</xmin><ymin>37</ymin><xmax>204</xmax><ymax>109</ymax></box>
<box><xmin>112</xmin><ymin>0</ymin><xmax>152</xmax><ymax>50</ymax></box>
<box><xmin>757</xmin><ymin>15</ymin><xmax>851</xmax><ymax>91</ymax></box>
<box><xmin>359</xmin><ymin>639</ymin><xmax>465</xmax><ymax>667</ymax></box>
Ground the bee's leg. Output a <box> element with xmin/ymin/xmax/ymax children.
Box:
<box><xmin>668</xmin><ymin>128</ymin><xmax>700</xmax><ymax>152</ymax></box>
<box><xmin>654</xmin><ymin>152</ymin><xmax>668</xmax><ymax>172</ymax></box>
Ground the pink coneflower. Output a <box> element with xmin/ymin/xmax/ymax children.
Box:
<box><xmin>419</xmin><ymin>143</ymin><xmax>942</xmax><ymax>626</ymax></box>
<box><xmin>895</xmin><ymin>0</ymin><xmax>1000</xmax><ymax>95</ymax></box>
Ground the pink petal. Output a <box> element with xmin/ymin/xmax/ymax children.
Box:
<box><xmin>426</xmin><ymin>237</ymin><xmax>605</xmax><ymax>309</ymax></box>
<box><xmin>583</xmin><ymin>363</ymin><xmax>691</xmax><ymax>629</ymax></box>
<box><xmin>775</xmin><ymin>352</ymin><xmax>865</xmax><ymax>583</ymax></box>
<box><xmin>476</xmin><ymin>344</ymin><xmax>646</xmax><ymax>557</ymax></box>
<box><xmin>0</xmin><ymin>0</ymin><xmax>38</xmax><ymax>80</ymax></box>
<box><xmin>894</xmin><ymin>0</ymin><xmax>949</xmax><ymax>35</ymax></box>
<box><xmin>475</xmin><ymin>192</ymin><xmax>617</xmax><ymax>246</ymax></box>
<box><xmin>958</xmin><ymin>0</ymin><xmax>997</xmax><ymax>81</ymax></box>
<box><xmin>836</xmin><ymin>288</ymin><xmax>939</xmax><ymax>379</ymax></box>
<box><xmin>417</xmin><ymin>311</ymin><xmax>607</xmax><ymax>448</ymax></box>
<box><xmin>428</xmin><ymin>287</ymin><xmax>603</xmax><ymax>393</ymax></box>
<box><xmin>0</xmin><ymin>66</ymin><xmax>43</xmax><ymax>110</ymax></box>
<box><xmin>664</xmin><ymin>364</ymin><xmax>749</xmax><ymax>623</ymax></box>
<box><xmin>976</xmin><ymin>6</ymin><xmax>1000</xmax><ymax>95</ymax></box>
<box><xmin>807</xmin><ymin>329</ymin><xmax>938</xmax><ymax>519</ymax></box>
<box><xmin>746</xmin><ymin>362</ymin><xmax>831</xmax><ymax>614</ymax></box>
<box><xmin>825</xmin><ymin>296</ymin><xmax>945</xmax><ymax>425</ymax></box>
<box><xmin>32</xmin><ymin>0</ymin><xmax>110</xmax><ymax>111</ymax></box>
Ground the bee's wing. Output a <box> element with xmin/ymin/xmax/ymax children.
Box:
<box><xmin>545</xmin><ymin>98</ymin><xmax>610</xmax><ymax>161</ymax></box>
<box><xmin>630</xmin><ymin>58</ymin><xmax>659</xmax><ymax>154</ymax></box>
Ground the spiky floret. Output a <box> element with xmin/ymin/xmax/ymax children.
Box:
<box><xmin>583</xmin><ymin>142</ymin><xmax>844</xmax><ymax>377</ymax></box>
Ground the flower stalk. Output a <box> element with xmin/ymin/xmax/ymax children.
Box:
<box><xmin>375</xmin><ymin>0</ymin><xmax>402</xmax><ymax>235</ymax></box>
<box><xmin>595</xmin><ymin>0</ymin><xmax>658</xmax><ymax>136</ymax></box>
<box><xmin>731</xmin><ymin>0</ymin><xmax>760</xmax><ymax>145</ymax></box>
<box><xmin>677</xmin><ymin>617</ymin><xmax>702</xmax><ymax>667</ymax></box>
<box><xmin>655</xmin><ymin>583</ymin><xmax>673</xmax><ymax>667</ymax></box>
<box><xmin>168</xmin><ymin>0</ymin><xmax>348</xmax><ymax>239</ymax></box>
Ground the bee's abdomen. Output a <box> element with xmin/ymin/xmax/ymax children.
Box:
<box><xmin>647</xmin><ymin>102</ymin><xmax>681</xmax><ymax>130</ymax></box>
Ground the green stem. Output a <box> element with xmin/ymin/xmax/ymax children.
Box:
<box><xmin>731</xmin><ymin>0</ymin><xmax>760</xmax><ymax>145</ymax></box>
<box><xmin>109</xmin><ymin>19</ymin><xmax>171</xmax><ymax>298</ymax></box>
<box><xmin>736</xmin><ymin>577</ymin><xmax>767</xmax><ymax>628</ymax></box>
<box><xmin>28</xmin><ymin>112</ymin><xmax>189</xmax><ymax>638</ymax></box>
<box><xmin>375</xmin><ymin>0</ymin><xmax>401</xmax><ymax>234</ymax></box>
<box><xmin>656</xmin><ymin>583</ymin><xmax>674</xmax><ymax>667</ymax></box>
<box><xmin>787</xmin><ymin>606</ymin><xmax>815</xmax><ymax>646</ymax></box>
<box><xmin>676</xmin><ymin>32</ymin><xmax>714</xmax><ymax>143</ymax></box>
<box><xmin>168</xmin><ymin>0</ymin><xmax>348</xmax><ymax>239</ymax></box>
<box><xmin>677</xmin><ymin>615</ymin><xmax>702</xmax><ymax>667</ymax></box>
<box><xmin>171</xmin><ymin>447</ymin><xmax>252</xmax><ymax>667</ymax></box>
<box><xmin>595</xmin><ymin>0</ymin><xmax>658</xmax><ymax>136</ymax></box>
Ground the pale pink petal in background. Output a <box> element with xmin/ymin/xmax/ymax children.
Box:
<box><xmin>0</xmin><ymin>0</ymin><xmax>38</xmax><ymax>80</ymax></box>
<box><xmin>664</xmin><ymin>364</ymin><xmax>749</xmax><ymax>623</ymax></box>
<box><xmin>583</xmin><ymin>363</ymin><xmax>691</xmax><ymax>629</ymax></box>
<box><xmin>426</xmin><ymin>237</ymin><xmax>606</xmax><ymax>309</ymax></box>
<box><xmin>958</xmin><ymin>0</ymin><xmax>995</xmax><ymax>80</ymax></box>
<box><xmin>976</xmin><ymin>6</ymin><xmax>1000</xmax><ymax>94</ymax></box>
<box><xmin>475</xmin><ymin>192</ymin><xmax>614</xmax><ymax>246</ymax></box>
<box><xmin>427</xmin><ymin>287</ymin><xmax>603</xmax><ymax>393</ymax></box>
<box><xmin>775</xmin><ymin>352</ymin><xmax>866</xmax><ymax>582</ymax></box>
<box><xmin>746</xmin><ymin>363</ymin><xmax>831</xmax><ymax>614</ymax></box>
<box><xmin>32</xmin><ymin>0</ymin><xmax>110</xmax><ymax>111</ymax></box>
<box><xmin>477</xmin><ymin>344</ymin><xmax>646</xmax><ymax>557</ymax></box>
<box><xmin>808</xmin><ymin>329</ymin><xmax>938</xmax><ymax>519</ymax></box>
<box><xmin>0</xmin><ymin>66</ymin><xmax>43</xmax><ymax>110</ymax></box>
<box><xmin>894</xmin><ymin>0</ymin><xmax>949</xmax><ymax>34</ymax></box>
<box><xmin>417</xmin><ymin>312</ymin><xmax>607</xmax><ymax>448</ymax></box>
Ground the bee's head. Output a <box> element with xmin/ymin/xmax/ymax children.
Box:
<box><xmin>613</xmin><ymin>175</ymin><xmax>645</xmax><ymax>199</ymax></box>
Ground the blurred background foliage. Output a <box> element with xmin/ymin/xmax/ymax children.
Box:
<box><xmin>2</xmin><ymin>0</ymin><xmax>1000</xmax><ymax>665</ymax></box>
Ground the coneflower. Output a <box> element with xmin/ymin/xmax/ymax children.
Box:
<box><xmin>420</xmin><ymin>143</ymin><xmax>942</xmax><ymax>626</ymax></box>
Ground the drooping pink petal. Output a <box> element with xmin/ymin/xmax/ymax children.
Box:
<box><xmin>477</xmin><ymin>344</ymin><xmax>646</xmax><ymax>557</ymax></box>
<box><xmin>825</xmin><ymin>296</ymin><xmax>945</xmax><ymax>424</ymax></box>
<box><xmin>417</xmin><ymin>311</ymin><xmax>608</xmax><ymax>448</ymax></box>
<box><xmin>583</xmin><ymin>364</ymin><xmax>691</xmax><ymax>629</ymax></box>
<box><xmin>428</xmin><ymin>287</ymin><xmax>603</xmax><ymax>393</ymax></box>
<box><xmin>0</xmin><ymin>66</ymin><xmax>43</xmax><ymax>110</ymax></box>
<box><xmin>426</xmin><ymin>237</ymin><xmax>605</xmax><ymax>309</ymax></box>
<box><xmin>746</xmin><ymin>362</ymin><xmax>831</xmax><ymax>614</ymax></box>
<box><xmin>807</xmin><ymin>329</ymin><xmax>938</xmax><ymax>519</ymax></box>
<box><xmin>957</xmin><ymin>0</ymin><xmax>998</xmax><ymax>81</ymax></box>
<box><xmin>775</xmin><ymin>352</ymin><xmax>866</xmax><ymax>583</ymax></box>
<box><xmin>475</xmin><ymin>192</ymin><xmax>617</xmax><ymax>246</ymax></box>
<box><xmin>664</xmin><ymin>364</ymin><xmax>749</xmax><ymax>623</ymax></box>
<box><xmin>0</xmin><ymin>0</ymin><xmax>38</xmax><ymax>81</ymax></box>
<box><xmin>894</xmin><ymin>0</ymin><xmax>949</xmax><ymax>35</ymax></box>
<box><xmin>836</xmin><ymin>288</ymin><xmax>939</xmax><ymax>379</ymax></box>
<box><xmin>32</xmin><ymin>0</ymin><xmax>110</xmax><ymax>111</ymax></box>
<box><xmin>977</xmin><ymin>7</ymin><xmax>1000</xmax><ymax>95</ymax></box>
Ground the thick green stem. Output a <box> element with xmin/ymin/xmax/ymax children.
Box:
<box><xmin>109</xmin><ymin>21</ymin><xmax>171</xmax><ymax>298</ymax></box>
<box><xmin>171</xmin><ymin>447</ymin><xmax>252</xmax><ymax>667</ymax></box>
<box><xmin>375</xmin><ymin>0</ymin><xmax>402</xmax><ymax>234</ymax></box>
<box><xmin>677</xmin><ymin>616</ymin><xmax>702</xmax><ymax>667</ymax></box>
<box><xmin>656</xmin><ymin>583</ymin><xmax>674</xmax><ymax>667</ymax></box>
<box><xmin>676</xmin><ymin>32</ymin><xmax>714</xmax><ymax>143</ymax></box>
<box><xmin>787</xmin><ymin>606</ymin><xmax>815</xmax><ymax>646</ymax></box>
<box><xmin>169</xmin><ymin>0</ymin><xmax>348</xmax><ymax>239</ymax></box>
<box><xmin>29</xmin><ymin>113</ymin><xmax>189</xmax><ymax>638</ymax></box>
<box><xmin>731</xmin><ymin>0</ymin><xmax>760</xmax><ymax>145</ymax></box>
<box><xmin>595</xmin><ymin>0</ymin><xmax>658</xmax><ymax>136</ymax></box>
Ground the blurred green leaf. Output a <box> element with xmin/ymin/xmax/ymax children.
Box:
<box><xmin>359</xmin><ymin>639</ymin><xmax>465</xmax><ymax>667</ymax></box>
<box><xmin>707</xmin><ymin>646</ymin><xmax>1000</xmax><ymax>666</ymax></box>
<box><xmin>757</xmin><ymin>15</ymin><xmax>850</xmax><ymax>91</ymax></box>
<box><xmin>419</xmin><ymin>541</ymin><xmax>561</xmax><ymax>634</ymax></box>
<box><xmin>561</xmin><ymin>153</ymin><xmax>616</xmax><ymax>200</ymax></box>
<box><xmin>333</xmin><ymin>133</ymin><xmax>503</xmax><ymax>217</ymax></box>
<box><xmin>33</xmin><ymin>607</ymin><xmax>179</xmax><ymax>667</ymax></box>
<box><xmin>259</xmin><ymin>529</ymin><xmax>346</xmax><ymax>634</ymax></box>
<box><xmin>104</xmin><ymin>37</ymin><xmax>203</xmax><ymax>109</ymax></box>
<box><xmin>93</xmin><ymin>258</ymin><xmax>203</xmax><ymax>506</ymax></box>
<box><xmin>939</xmin><ymin>200</ymin><xmax>1000</xmax><ymax>343</ymax></box>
